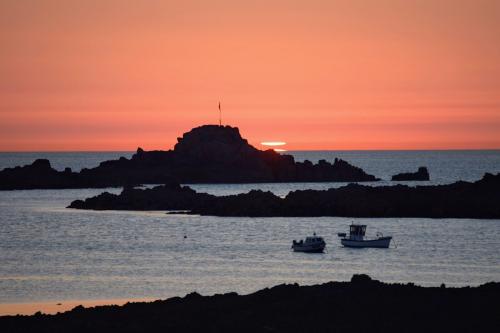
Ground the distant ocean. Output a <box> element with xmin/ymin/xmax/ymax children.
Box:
<box><xmin>0</xmin><ymin>150</ymin><xmax>499</xmax><ymax>306</ymax></box>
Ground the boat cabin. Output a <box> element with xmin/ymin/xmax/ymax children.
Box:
<box><xmin>349</xmin><ymin>224</ymin><xmax>366</xmax><ymax>240</ymax></box>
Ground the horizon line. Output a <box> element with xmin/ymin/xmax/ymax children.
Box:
<box><xmin>1</xmin><ymin>148</ymin><xmax>500</xmax><ymax>153</ymax></box>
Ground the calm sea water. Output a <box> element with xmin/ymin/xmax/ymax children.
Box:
<box><xmin>0</xmin><ymin>151</ymin><xmax>499</xmax><ymax>304</ymax></box>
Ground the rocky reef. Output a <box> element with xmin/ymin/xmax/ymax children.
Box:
<box><xmin>0</xmin><ymin>159</ymin><xmax>83</xmax><ymax>190</ymax></box>
<box><xmin>392</xmin><ymin>167</ymin><xmax>430</xmax><ymax>181</ymax></box>
<box><xmin>1</xmin><ymin>274</ymin><xmax>498</xmax><ymax>333</ymax></box>
<box><xmin>70</xmin><ymin>182</ymin><xmax>213</xmax><ymax>211</ymax></box>
<box><xmin>0</xmin><ymin>125</ymin><xmax>378</xmax><ymax>190</ymax></box>
<box><xmin>69</xmin><ymin>172</ymin><xmax>500</xmax><ymax>219</ymax></box>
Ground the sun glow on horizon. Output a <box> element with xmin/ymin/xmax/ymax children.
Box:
<box><xmin>261</xmin><ymin>142</ymin><xmax>287</xmax><ymax>147</ymax></box>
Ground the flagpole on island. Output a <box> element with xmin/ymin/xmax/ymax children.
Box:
<box><xmin>218</xmin><ymin>101</ymin><xmax>222</xmax><ymax>126</ymax></box>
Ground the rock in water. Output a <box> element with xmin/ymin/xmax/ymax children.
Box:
<box><xmin>0</xmin><ymin>124</ymin><xmax>379</xmax><ymax>190</ymax></box>
<box><xmin>69</xmin><ymin>172</ymin><xmax>500</xmax><ymax>219</ymax></box>
<box><xmin>391</xmin><ymin>167</ymin><xmax>430</xmax><ymax>181</ymax></box>
<box><xmin>0</xmin><ymin>159</ymin><xmax>79</xmax><ymax>190</ymax></box>
<box><xmin>128</xmin><ymin>125</ymin><xmax>380</xmax><ymax>183</ymax></box>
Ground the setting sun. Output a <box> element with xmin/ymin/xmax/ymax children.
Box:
<box><xmin>261</xmin><ymin>142</ymin><xmax>287</xmax><ymax>147</ymax></box>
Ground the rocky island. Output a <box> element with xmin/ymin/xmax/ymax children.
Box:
<box><xmin>392</xmin><ymin>166</ymin><xmax>430</xmax><ymax>181</ymax></box>
<box><xmin>69</xmin><ymin>172</ymin><xmax>500</xmax><ymax>219</ymax></box>
<box><xmin>0</xmin><ymin>125</ymin><xmax>378</xmax><ymax>190</ymax></box>
<box><xmin>1</xmin><ymin>274</ymin><xmax>498</xmax><ymax>333</ymax></box>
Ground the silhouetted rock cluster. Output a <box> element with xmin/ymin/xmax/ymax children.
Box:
<box><xmin>69</xmin><ymin>172</ymin><xmax>500</xmax><ymax>219</ymax></box>
<box><xmin>1</xmin><ymin>275</ymin><xmax>498</xmax><ymax>333</ymax></box>
<box><xmin>0</xmin><ymin>159</ymin><xmax>82</xmax><ymax>190</ymax></box>
<box><xmin>392</xmin><ymin>167</ymin><xmax>430</xmax><ymax>181</ymax></box>
<box><xmin>69</xmin><ymin>182</ymin><xmax>213</xmax><ymax>211</ymax></box>
<box><xmin>0</xmin><ymin>125</ymin><xmax>378</xmax><ymax>190</ymax></box>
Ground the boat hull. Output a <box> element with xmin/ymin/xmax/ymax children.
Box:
<box><xmin>341</xmin><ymin>237</ymin><xmax>392</xmax><ymax>248</ymax></box>
<box><xmin>292</xmin><ymin>243</ymin><xmax>326</xmax><ymax>253</ymax></box>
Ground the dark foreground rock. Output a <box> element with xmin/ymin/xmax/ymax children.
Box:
<box><xmin>69</xmin><ymin>172</ymin><xmax>500</xmax><ymax>219</ymax></box>
<box><xmin>0</xmin><ymin>125</ymin><xmax>378</xmax><ymax>190</ymax></box>
<box><xmin>392</xmin><ymin>167</ymin><xmax>430</xmax><ymax>181</ymax></box>
<box><xmin>1</xmin><ymin>275</ymin><xmax>498</xmax><ymax>333</ymax></box>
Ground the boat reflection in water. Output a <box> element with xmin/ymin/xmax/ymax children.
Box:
<box><xmin>338</xmin><ymin>224</ymin><xmax>392</xmax><ymax>248</ymax></box>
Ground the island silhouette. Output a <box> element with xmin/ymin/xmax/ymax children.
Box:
<box><xmin>0</xmin><ymin>125</ymin><xmax>379</xmax><ymax>190</ymax></box>
<box><xmin>69</xmin><ymin>172</ymin><xmax>500</xmax><ymax>219</ymax></box>
<box><xmin>392</xmin><ymin>166</ymin><xmax>430</xmax><ymax>181</ymax></box>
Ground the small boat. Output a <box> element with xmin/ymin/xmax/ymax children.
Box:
<box><xmin>292</xmin><ymin>233</ymin><xmax>326</xmax><ymax>253</ymax></box>
<box><xmin>338</xmin><ymin>224</ymin><xmax>392</xmax><ymax>248</ymax></box>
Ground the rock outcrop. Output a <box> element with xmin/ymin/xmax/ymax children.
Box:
<box><xmin>0</xmin><ymin>159</ymin><xmax>82</xmax><ymax>190</ymax></box>
<box><xmin>392</xmin><ymin>167</ymin><xmax>430</xmax><ymax>181</ymax></box>
<box><xmin>69</xmin><ymin>182</ymin><xmax>213</xmax><ymax>211</ymax></box>
<box><xmin>0</xmin><ymin>125</ymin><xmax>380</xmax><ymax>190</ymax></box>
<box><xmin>69</xmin><ymin>172</ymin><xmax>500</xmax><ymax>219</ymax></box>
<box><xmin>1</xmin><ymin>275</ymin><xmax>498</xmax><ymax>333</ymax></box>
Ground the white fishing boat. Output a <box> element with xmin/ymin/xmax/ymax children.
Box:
<box><xmin>292</xmin><ymin>233</ymin><xmax>326</xmax><ymax>253</ymax></box>
<box><xmin>337</xmin><ymin>224</ymin><xmax>392</xmax><ymax>248</ymax></box>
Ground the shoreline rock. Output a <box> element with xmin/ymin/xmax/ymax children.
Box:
<box><xmin>392</xmin><ymin>167</ymin><xmax>430</xmax><ymax>181</ymax></box>
<box><xmin>0</xmin><ymin>125</ymin><xmax>378</xmax><ymax>190</ymax></box>
<box><xmin>1</xmin><ymin>274</ymin><xmax>498</xmax><ymax>332</ymax></box>
<box><xmin>69</xmin><ymin>172</ymin><xmax>500</xmax><ymax>219</ymax></box>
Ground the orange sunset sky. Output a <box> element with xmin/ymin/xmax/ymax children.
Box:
<box><xmin>1</xmin><ymin>0</ymin><xmax>499</xmax><ymax>151</ymax></box>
